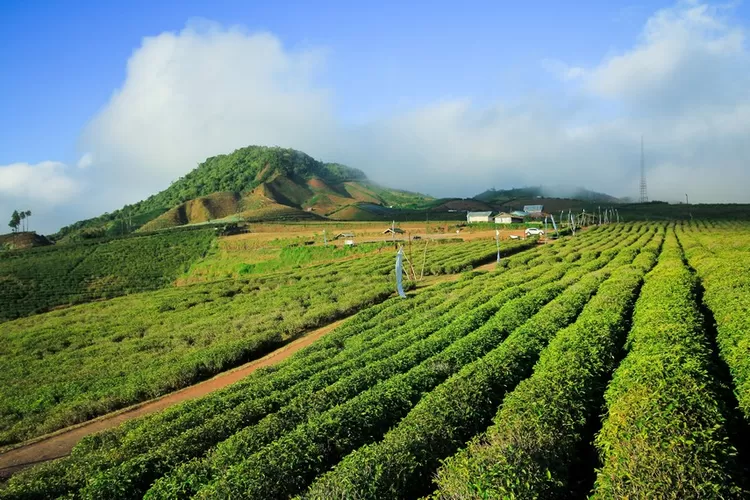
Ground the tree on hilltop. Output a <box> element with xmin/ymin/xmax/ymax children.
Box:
<box><xmin>8</xmin><ymin>210</ymin><xmax>20</xmax><ymax>233</ymax></box>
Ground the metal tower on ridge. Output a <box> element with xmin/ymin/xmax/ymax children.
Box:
<box><xmin>639</xmin><ymin>135</ymin><xmax>648</xmax><ymax>203</ymax></box>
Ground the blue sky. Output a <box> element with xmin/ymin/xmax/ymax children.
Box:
<box><xmin>2</xmin><ymin>1</ymin><xmax>750</xmax><ymax>232</ymax></box>
<box><xmin>0</xmin><ymin>0</ymin><xmax>651</xmax><ymax>163</ymax></box>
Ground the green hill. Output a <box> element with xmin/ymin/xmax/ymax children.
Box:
<box><xmin>54</xmin><ymin>146</ymin><xmax>432</xmax><ymax>238</ymax></box>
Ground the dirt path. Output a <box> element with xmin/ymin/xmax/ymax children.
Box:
<box><xmin>0</xmin><ymin>318</ymin><xmax>346</xmax><ymax>479</ymax></box>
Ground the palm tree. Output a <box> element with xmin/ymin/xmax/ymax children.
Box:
<box><xmin>25</xmin><ymin>210</ymin><xmax>31</xmax><ymax>232</ymax></box>
<box><xmin>19</xmin><ymin>211</ymin><xmax>26</xmax><ymax>232</ymax></box>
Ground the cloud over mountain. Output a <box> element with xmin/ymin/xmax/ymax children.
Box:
<box><xmin>5</xmin><ymin>1</ymin><xmax>750</xmax><ymax>233</ymax></box>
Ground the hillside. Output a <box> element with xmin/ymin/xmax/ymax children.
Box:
<box><xmin>429</xmin><ymin>198</ymin><xmax>495</xmax><ymax>212</ymax></box>
<box><xmin>0</xmin><ymin>232</ymin><xmax>52</xmax><ymax>251</ymax></box>
<box><xmin>0</xmin><ymin>229</ymin><xmax>214</xmax><ymax>322</ymax></box>
<box><xmin>55</xmin><ymin>146</ymin><xmax>433</xmax><ymax>238</ymax></box>
<box><xmin>49</xmin><ymin>147</ymin><xmax>641</xmax><ymax>240</ymax></box>
<box><xmin>475</xmin><ymin>185</ymin><xmax>621</xmax><ymax>205</ymax></box>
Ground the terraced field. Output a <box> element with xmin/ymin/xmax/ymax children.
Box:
<box><xmin>0</xmin><ymin>230</ymin><xmax>215</xmax><ymax>322</ymax></box>
<box><xmin>2</xmin><ymin>222</ymin><xmax>748</xmax><ymax>499</ymax></box>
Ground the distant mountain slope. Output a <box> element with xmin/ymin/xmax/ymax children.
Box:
<box><xmin>429</xmin><ymin>198</ymin><xmax>495</xmax><ymax>212</ymax></box>
<box><xmin>475</xmin><ymin>186</ymin><xmax>621</xmax><ymax>205</ymax></box>
<box><xmin>50</xmin><ymin>147</ymin><xmax>628</xmax><ymax>240</ymax></box>
<box><xmin>55</xmin><ymin>146</ymin><xmax>432</xmax><ymax>238</ymax></box>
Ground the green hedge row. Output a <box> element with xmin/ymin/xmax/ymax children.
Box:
<box><xmin>0</xmin><ymin>238</ymin><xmax>564</xmax><ymax>499</ymax></box>
<box><xmin>83</xmin><ymin>224</ymin><xmax>616</xmax><ymax>462</ymax></box>
<box><xmin>0</xmin><ymin>272</ymin><xmax>483</xmax><ymax>499</ymax></box>
<box><xmin>80</xmin><ymin>266</ymin><xmax>533</xmax><ymax>499</ymax></box>
<box><xmin>0</xmin><ymin>223</ymin><xmax>626</xmax><ymax>499</ymax></box>
<box><xmin>185</xmin><ymin>235</ymin><xmax>648</xmax><ymax>498</ymax></box>
<box><xmin>142</xmin><ymin>271</ymin><xmax>550</xmax><ymax>498</ymax></box>
<box><xmin>432</xmin><ymin>228</ymin><xmax>663</xmax><ymax>499</ymax></box>
<box><xmin>186</xmin><ymin>262</ymin><xmax>595</xmax><ymax>499</ymax></box>
<box><xmin>91</xmin><ymin>262</ymin><xmax>576</xmax><ymax>499</ymax></box>
<box><xmin>300</xmin><ymin>227</ymin><xmax>653</xmax><ymax>499</ymax></box>
<box><xmin>422</xmin><ymin>238</ymin><xmax>536</xmax><ymax>275</ymax></box>
<box><xmin>592</xmin><ymin>230</ymin><xmax>744</xmax><ymax>498</ymax></box>
<box><xmin>679</xmin><ymin>228</ymin><xmax>750</xmax><ymax>421</ymax></box>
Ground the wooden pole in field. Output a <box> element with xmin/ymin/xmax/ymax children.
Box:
<box><xmin>420</xmin><ymin>238</ymin><xmax>429</xmax><ymax>280</ymax></box>
<box><xmin>495</xmin><ymin>229</ymin><xmax>501</xmax><ymax>264</ymax></box>
<box><xmin>395</xmin><ymin>246</ymin><xmax>407</xmax><ymax>298</ymax></box>
<box><xmin>406</xmin><ymin>231</ymin><xmax>417</xmax><ymax>281</ymax></box>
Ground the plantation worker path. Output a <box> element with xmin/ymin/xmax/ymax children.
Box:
<box><xmin>0</xmin><ymin>317</ymin><xmax>347</xmax><ymax>479</ymax></box>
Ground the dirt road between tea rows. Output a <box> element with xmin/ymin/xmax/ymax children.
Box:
<box><xmin>0</xmin><ymin>318</ymin><xmax>347</xmax><ymax>479</ymax></box>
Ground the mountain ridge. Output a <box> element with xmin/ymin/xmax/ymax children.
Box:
<box><xmin>54</xmin><ymin>146</ymin><xmax>433</xmax><ymax>239</ymax></box>
<box><xmin>50</xmin><ymin>146</ymin><xmax>623</xmax><ymax>240</ymax></box>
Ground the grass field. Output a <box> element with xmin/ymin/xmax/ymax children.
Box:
<box><xmin>2</xmin><ymin>221</ymin><xmax>749</xmax><ymax>499</ymax></box>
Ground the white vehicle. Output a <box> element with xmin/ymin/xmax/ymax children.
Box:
<box><xmin>525</xmin><ymin>227</ymin><xmax>545</xmax><ymax>237</ymax></box>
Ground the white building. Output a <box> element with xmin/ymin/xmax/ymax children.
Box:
<box><xmin>466</xmin><ymin>211</ymin><xmax>493</xmax><ymax>223</ymax></box>
<box><xmin>523</xmin><ymin>204</ymin><xmax>544</xmax><ymax>214</ymax></box>
<box><xmin>494</xmin><ymin>212</ymin><xmax>524</xmax><ymax>224</ymax></box>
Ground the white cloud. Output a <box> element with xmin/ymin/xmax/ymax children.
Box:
<box><xmin>77</xmin><ymin>152</ymin><xmax>93</xmax><ymax>169</ymax></box>
<box><xmin>586</xmin><ymin>0</ymin><xmax>747</xmax><ymax>107</ymax></box>
<box><xmin>76</xmin><ymin>3</ymin><xmax>750</xmax><ymax>213</ymax></box>
<box><xmin>345</xmin><ymin>0</ymin><xmax>750</xmax><ymax>203</ymax></box>
<box><xmin>9</xmin><ymin>1</ymin><xmax>750</xmax><ymax>234</ymax></box>
<box><xmin>80</xmin><ymin>20</ymin><xmax>336</xmax><ymax>208</ymax></box>
<box><xmin>0</xmin><ymin>162</ymin><xmax>82</xmax><ymax>233</ymax></box>
<box><xmin>542</xmin><ymin>59</ymin><xmax>587</xmax><ymax>81</ymax></box>
<box><xmin>0</xmin><ymin>161</ymin><xmax>80</xmax><ymax>204</ymax></box>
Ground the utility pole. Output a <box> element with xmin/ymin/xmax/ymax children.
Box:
<box><xmin>495</xmin><ymin>229</ymin><xmax>501</xmax><ymax>264</ymax></box>
<box><xmin>639</xmin><ymin>135</ymin><xmax>649</xmax><ymax>203</ymax></box>
<box><xmin>395</xmin><ymin>247</ymin><xmax>406</xmax><ymax>298</ymax></box>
